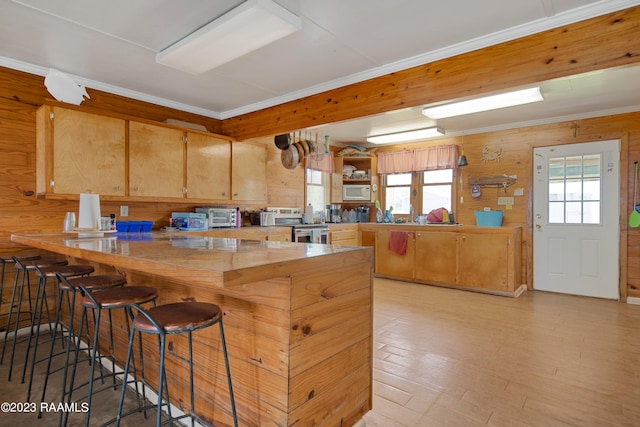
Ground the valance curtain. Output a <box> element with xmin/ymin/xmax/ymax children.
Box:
<box><xmin>377</xmin><ymin>150</ymin><xmax>415</xmax><ymax>174</ymax></box>
<box><xmin>305</xmin><ymin>152</ymin><xmax>334</xmax><ymax>173</ymax></box>
<box><xmin>413</xmin><ymin>144</ymin><xmax>458</xmax><ymax>171</ymax></box>
<box><xmin>377</xmin><ymin>144</ymin><xmax>458</xmax><ymax>174</ymax></box>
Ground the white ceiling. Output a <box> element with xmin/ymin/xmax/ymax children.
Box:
<box><xmin>2</xmin><ymin>0</ymin><xmax>640</xmax><ymax>145</ymax></box>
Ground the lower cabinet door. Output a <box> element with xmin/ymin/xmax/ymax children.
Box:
<box><xmin>375</xmin><ymin>229</ymin><xmax>415</xmax><ymax>280</ymax></box>
<box><xmin>414</xmin><ymin>231</ymin><xmax>457</xmax><ymax>284</ymax></box>
<box><xmin>457</xmin><ymin>233</ymin><xmax>509</xmax><ymax>290</ymax></box>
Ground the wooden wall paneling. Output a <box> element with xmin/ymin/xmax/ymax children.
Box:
<box><xmin>0</xmin><ymin>67</ymin><xmax>221</xmax><ymax>133</ymax></box>
<box><xmin>222</xmin><ymin>6</ymin><xmax>640</xmax><ymax>140</ymax></box>
<box><xmin>261</xmin><ymin>136</ymin><xmax>305</xmax><ymax>208</ymax></box>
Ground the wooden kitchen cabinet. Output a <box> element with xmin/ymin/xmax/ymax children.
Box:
<box><xmin>36</xmin><ymin>104</ymin><xmax>269</xmax><ymax>204</ymax></box>
<box><xmin>329</xmin><ymin>224</ymin><xmax>359</xmax><ymax>246</ymax></box>
<box><xmin>415</xmin><ymin>231</ymin><xmax>457</xmax><ymax>284</ymax></box>
<box><xmin>185</xmin><ymin>132</ymin><xmax>231</xmax><ymax>200</ymax></box>
<box><xmin>231</xmin><ymin>141</ymin><xmax>267</xmax><ymax>201</ymax></box>
<box><xmin>36</xmin><ymin>105</ymin><xmax>126</xmax><ymax>196</ymax></box>
<box><xmin>375</xmin><ymin>228</ymin><xmax>415</xmax><ymax>280</ymax></box>
<box><xmin>457</xmin><ymin>233</ymin><xmax>510</xmax><ymax>291</ymax></box>
<box><xmin>363</xmin><ymin>224</ymin><xmax>523</xmax><ymax>296</ymax></box>
<box><xmin>129</xmin><ymin>121</ymin><xmax>185</xmax><ymax>198</ymax></box>
<box><xmin>267</xmin><ymin>228</ymin><xmax>291</xmax><ymax>241</ymax></box>
<box><xmin>188</xmin><ymin>227</ymin><xmax>291</xmax><ymax>241</ymax></box>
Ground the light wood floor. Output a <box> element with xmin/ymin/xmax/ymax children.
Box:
<box><xmin>363</xmin><ymin>278</ymin><xmax>640</xmax><ymax>427</ymax></box>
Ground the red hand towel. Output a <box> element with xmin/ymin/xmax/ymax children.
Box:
<box><xmin>388</xmin><ymin>231</ymin><xmax>409</xmax><ymax>255</ymax></box>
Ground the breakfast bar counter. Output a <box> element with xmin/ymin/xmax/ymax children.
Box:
<box><xmin>12</xmin><ymin>232</ymin><xmax>373</xmax><ymax>427</ymax></box>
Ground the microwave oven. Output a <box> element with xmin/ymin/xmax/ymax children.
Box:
<box><xmin>343</xmin><ymin>184</ymin><xmax>371</xmax><ymax>201</ymax></box>
<box><xmin>195</xmin><ymin>207</ymin><xmax>237</xmax><ymax>228</ymax></box>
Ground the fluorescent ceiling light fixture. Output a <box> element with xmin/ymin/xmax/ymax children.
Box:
<box><xmin>157</xmin><ymin>0</ymin><xmax>301</xmax><ymax>74</ymax></box>
<box><xmin>422</xmin><ymin>87</ymin><xmax>544</xmax><ymax>119</ymax></box>
<box><xmin>367</xmin><ymin>127</ymin><xmax>444</xmax><ymax>144</ymax></box>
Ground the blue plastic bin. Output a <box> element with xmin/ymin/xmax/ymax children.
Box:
<box><xmin>139</xmin><ymin>221</ymin><xmax>153</xmax><ymax>232</ymax></box>
<box><xmin>115</xmin><ymin>221</ymin><xmax>128</xmax><ymax>232</ymax></box>
<box><xmin>127</xmin><ymin>221</ymin><xmax>142</xmax><ymax>232</ymax></box>
<box><xmin>474</xmin><ymin>210</ymin><xmax>504</xmax><ymax>227</ymax></box>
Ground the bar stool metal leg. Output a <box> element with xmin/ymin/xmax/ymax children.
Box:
<box><xmin>113</xmin><ymin>302</ymin><xmax>238</xmax><ymax>427</ymax></box>
<box><xmin>24</xmin><ymin>263</ymin><xmax>94</xmax><ymax>401</ymax></box>
<box><xmin>2</xmin><ymin>257</ymin><xmax>67</xmax><ymax>381</ymax></box>
<box><xmin>62</xmin><ymin>283</ymin><xmax>158</xmax><ymax>427</ymax></box>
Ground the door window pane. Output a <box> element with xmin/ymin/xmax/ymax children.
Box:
<box><xmin>547</xmin><ymin>154</ymin><xmax>601</xmax><ymax>224</ymax></box>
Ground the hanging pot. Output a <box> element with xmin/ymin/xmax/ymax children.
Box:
<box><xmin>293</xmin><ymin>141</ymin><xmax>305</xmax><ymax>161</ymax></box>
<box><xmin>274</xmin><ymin>133</ymin><xmax>291</xmax><ymax>150</ymax></box>
<box><xmin>281</xmin><ymin>143</ymin><xmax>299</xmax><ymax>169</ymax></box>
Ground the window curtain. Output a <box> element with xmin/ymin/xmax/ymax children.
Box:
<box><xmin>305</xmin><ymin>152</ymin><xmax>334</xmax><ymax>173</ymax></box>
<box><xmin>378</xmin><ymin>144</ymin><xmax>458</xmax><ymax>174</ymax></box>
<box><xmin>413</xmin><ymin>145</ymin><xmax>458</xmax><ymax>171</ymax></box>
<box><xmin>377</xmin><ymin>150</ymin><xmax>414</xmax><ymax>174</ymax></box>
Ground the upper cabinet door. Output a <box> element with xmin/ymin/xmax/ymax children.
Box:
<box><xmin>231</xmin><ymin>141</ymin><xmax>267</xmax><ymax>201</ymax></box>
<box><xmin>42</xmin><ymin>106</ymin><xmax>126</xmax><ymax>196</ymax></box>
<box><xmin>129</xmin><ymin>121</ymin><xmax>185</xmax><ymax>198</ymax></box>
<box><xmin>185</xmin><ymin>132</ymin><xmax>231</xmax><ymax>200</ymax></box>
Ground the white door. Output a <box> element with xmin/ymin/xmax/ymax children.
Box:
<box><xmin>533</xmin><ymin>140</ymin><xmax>619</xmax><ymax>299</ymax></box>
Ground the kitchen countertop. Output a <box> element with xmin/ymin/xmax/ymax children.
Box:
<box><xmin>11</xmin><ymin>232</ymin><xmax>369</xmax><ymax>289</ymax></box>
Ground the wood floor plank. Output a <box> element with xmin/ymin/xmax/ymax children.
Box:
<box><xmin>364</xmin><ymin>278</ymin><xmax>640</xmax><ymax>426</ymax></box>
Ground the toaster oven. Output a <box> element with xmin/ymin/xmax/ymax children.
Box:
<box><xmin>195</xmin><ymin>207</ymin><xmax>237</xmax><ymax>228</ymax></box>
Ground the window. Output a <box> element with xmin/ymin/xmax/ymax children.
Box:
<box><xmin>422</xmin><ymin>169</ymin><xmax>453</xmax><ymax>213</ymax></box>
<box><xmin>382</xmin><ymin>169</ymin><xmax>453</xmax><ymax>217</ymax></box>
<box><xmin>548</xmin><ymin>154</ymin><xmax>601</xmax><ymax>224</ymax></box>
<box><xmin>306</xmin><ymin>169</ymin><xmax>329</xmax><ymax>213</ymax></box>
<box><xmin>384</xmin><ymin>173</ymin><xmax>411</xmax><ymax>214</ymax></box>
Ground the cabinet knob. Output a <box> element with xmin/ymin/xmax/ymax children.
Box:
<box><xmin>462</xmin><ymin>236</ymin><xmax>466</xmax><ymax>241</ymax></box>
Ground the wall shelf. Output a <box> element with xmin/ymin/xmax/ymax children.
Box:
<box><xmin>468</xmin><ymin>175</ymin><xmax>516</xmax><ymax>189</ymax></box>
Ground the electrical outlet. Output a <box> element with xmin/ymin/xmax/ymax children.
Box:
<box><xmin>120</xmin><ymin>205</ymin><xmax>128</xmax><ymax>217</ymax></box>
<box><xmin>498</xmin><ymin>197</ymin><xmax>514</xmax><ymax>206</ymax></box>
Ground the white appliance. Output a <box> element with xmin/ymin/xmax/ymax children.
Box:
<box><xmin>343</xmin><ymin>185</ymin><xmax>371</xmax><ymax>201</ymax></box>
<box><xmin>195</xmin><ymin>207</ymin><xmax>237</xmax><ymax>228</ymax></box>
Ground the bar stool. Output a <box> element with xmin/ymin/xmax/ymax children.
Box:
<box><xmin>115</xmin><ymin>302</ymin><xmax>238</xmax><ymax>427</ymax></box>
<box><xmin>1</xmin><ymin>256</ymin><xmax>68</xmax><ymax>381</ymax></box>
<box><xmin>23</xmin><ymin>262</ymin><xmax>95</xmax><ymax>399</ymax></box>
<box><xmin>62</xmin><ymin>283</ymin><xmax>159</xmax><ymax>426</ymax></box>
<box><xmin>0</xmin><ymin>254</ymin><xmax>40</xmax><ymax>315</ymax></box>
<box><xmin>38</xmin><ymin>273</ymin><xmax>129</xmax><ymax>418</ymax></box>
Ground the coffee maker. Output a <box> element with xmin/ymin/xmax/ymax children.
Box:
<box><xmin>326</xmin><ymin>204</ymin><xmax>342</xmax><ymax>223</ymax></box>
<box><xmin>356</xmin><ymin>205</ymin><xmax>370</xmax><ymax>223</ymax></box>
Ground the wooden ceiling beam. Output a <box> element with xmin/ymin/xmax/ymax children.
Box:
<box><xmin>222</xmin><ymin>6</ymin><xmax>640</xmax><ymax>140</ymax></box>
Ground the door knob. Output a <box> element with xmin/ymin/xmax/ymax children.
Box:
<box><xmin>535</xmin><ymin>224</ymin><xmax>542</xmax><ymax>229</ymax></box>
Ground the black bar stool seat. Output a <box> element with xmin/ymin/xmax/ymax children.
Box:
<box><xmin>60</xmin><ymin>274</ymin><xmax>127</xmax><ymax>292</ymax></box>
<box><xmin>114</xmin><ymin>301</ymin><xmax>238</xmax><ymax>427</ymax></box>
<box><xmin>60</xmin><ymin>285</ymin><xmax>158</xmax><ymax>426</ymax></box>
